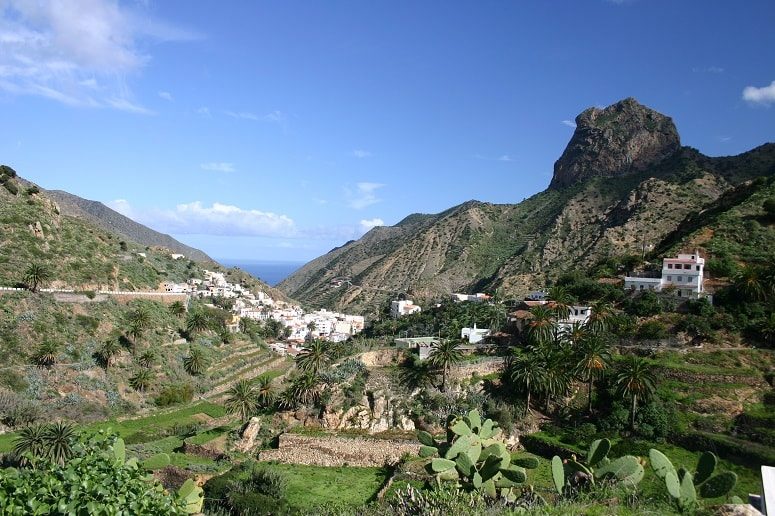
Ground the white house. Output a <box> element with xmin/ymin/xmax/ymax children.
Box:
<box><xmin>526</xmin><ymin>291</ymin><xmax>549</xmax><ymax>301</ymax></box>
<box><xmin>451</xmin><ymin>293</ymin><xmax>491</xmax><ymax>303</ymax></box>
<box><xmin>170</xmin><ymin>254</ymin><xmax>185</xmax><ymax>260</ymax></box>
<box><xmin>624</xmin><ymin>250</ymin><xmax>706</xmax><ymax>299</ymax></box>
<box><xmin>461</xmin><ymin>324</ymin><xmax>491</xmax><ymax>344</ymax></box>
<box><xmin>391</xmin><ymin>300</ymin><xmax>421</xmax><ymax>318</ymax></box>
<box><xmin>557</xmin><ymin>305</ymin><xmax>593</xmax><ymax>330</ymax></box>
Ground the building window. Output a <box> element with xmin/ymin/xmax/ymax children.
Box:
<box><xmin>667</xmin><ymin>276</ymin><xmax>672</xmax><ymax>281</ymax></box>
<box><xmin>667</xmin><ymin>263</ymin><xmax>673</xmax><ymax>269</ymax></box>
<box><xmin>677</xmin><ymin>276</ymin><xmax>683</xmax><ymax>282</ymax></box>
<box><xmin>639</xmin><ymin>285</ymin><xmax>644</xmax><ymax>291</ymax></box>
<box><xmin>696</xmin><ymin>265</ymin><xmax>700</xmax><ymax>271</ymax></box>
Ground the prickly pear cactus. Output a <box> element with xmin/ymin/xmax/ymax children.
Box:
<box><xmin>551</xmin><ymin>439</ymin><xmax>644</xmax><ymax>495</ymax></box>
<box><xmin>648</xmin><ymin>448</ymin><xmax>738</xmax><ymax>511</ymax></box>
<box><xmin>418</xmin><ymin>409</ymin><xmax>537</xmax><ymax>500</ymax></box>
<box><xmin>177</xmin><ymin>478</ymin><xmax>204</xmax><ymax>514</ymax></box>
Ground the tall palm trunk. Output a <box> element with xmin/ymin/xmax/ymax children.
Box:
<box><xmin>630</xmin><ymin>393</ymin><xmax>638</xmax><ymax>431</ymax></box>
<box><xmin>525</xmin><ymin>378</ymin><xmax>531</xmax><ymax>416</ymax></box>
<box><xmin>442</xmin><ymin>363</ymin><xmax>448</xmax><ymax>392</ymax></box>
<box><xmin>588</xmin><ymin>379</ymin><xmax>593</xmax><ymax>414</ymax></box>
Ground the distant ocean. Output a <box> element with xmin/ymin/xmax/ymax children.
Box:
<box><xmin>218</xmin><ymin>260</ymin><xmax>305</xmax><ymax>286</ymax></box>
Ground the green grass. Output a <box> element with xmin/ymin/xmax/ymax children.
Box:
<box><xmin>258</xmin><ymin>462</ymin><xmax>390</xmax><ymax>511</ymax></box>
<box><xmin>0</xmin><ymin>401</ymin><xmax>227</xmax><ymax>453</ymax></box>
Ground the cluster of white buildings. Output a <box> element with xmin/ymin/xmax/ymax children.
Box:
<box><xmin>159</xmin><ymin>269</ymin><xmax>365</xmax><ymax>346</ymax></box>
<box><xmin>624</xmin><ymin>251</ymin><xmax>706</xmax><ymax>299</ymax></box>
<box><xmin>450</xmin><ymin>292</ymin><xmax>491</xmax><ymax>303</ymax></box>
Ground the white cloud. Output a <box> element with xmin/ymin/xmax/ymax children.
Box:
<box><xmin>561</xmin><ymin>120</ymin><xmax>577</xmax><ymax>128</ymax></box>
<box><xmin>263</xmin><ymin>110</ymin><xmax>288</xmax><ymax>124</ymax></box>
<box><xmin>200</xmin><ymin>162</ymin><xmax>235</xmax><ymax>173</ymax></box>
<box><xmin>0</xmin><ymin>0</ymin><xmax>198</xmax><ymax>112</ymax></box>
<box><xmin>158</xmin><ymin>91</ymin><xmax>173</xmax><ymax>101</ymax></box>
<box><xmin>474</xmin><ymin>154</ymin><xmax>515</xmax><ymax>162</ymax></box>
<box><xmin>351</xmin><ymin>149</ymin><xmax>372</xmax><ymax>158</ymax></box>
<box><xmin>497</xmin><ymin>155</ymin><xmax>512</xmax><ymax>162</ymax></box>
<box><xmin>718</xmin><ymin>136</ymin><xmax>732</xmax><ymax>143</ymax></box>
<box><xmin>109</xmin><ymin>199</ymin><xmax>296</xmax><ymax>237</ymax></box>
<box><xmin>743</xmin><ymin>80</ymin><xmax>775</xmax><ymax>106</ymax></box>
<box><xmin>360</xmin><ymin>218</ymin><xmax>384</xmax><ymax>232</ymax></box>
<box><xmin>224</xmin><ymin>110</ymin><xmax>260</xmax><ymax>121</ymax></box>
<box><xmin>195</xmin><ymin>106</ymin><xmax>211</xmax><ymax>117</ymax></box>
<box><xmin>347</xmin><ymin>182</ymin><xmax>385</xmax><ymax>210</ymax></box>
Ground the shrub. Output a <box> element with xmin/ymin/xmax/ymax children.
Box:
<box><xmin>155</xmin><ymin>383</ymin><xmax>194</xmax><ymax>407</ymax></box>
<box><xmin>563</xmin><ymin>423</ymin><xmax>598</xmax><ymax>447</ymax></box>
<box><xmin>24</xmin><ymin>185</ymin><xmax>39</xmax><ymax>196</ymax></box>
<box><xmin>762</xmin><ymin>390</ymin><xmax>775</xmax><ymax>407</ymax></box>
<box><xmin>623</xmin><ymin>291</ymin><xmax>663</xmax><ymax>317</ymax></box>
<box><xmin>636</xmin><ymin>320</ymin><xmax>668</xmax><ymax>340</ymax></box>
<box><xmin>2</xmin><ymin>179</ymin><xmax>19</xmax><ymax>195</ymax></box>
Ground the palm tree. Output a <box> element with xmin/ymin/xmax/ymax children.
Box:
<box><xmin>562</xmin><ymin>321</ymin><xmax>588</xmax><ymax>347</ymax></box>
<box><xmin>127</xmin><ymin>306</ymin><xmax>152</xmax><ymax>337</ymax></box>
<box><xmin>586</xmin><ymin>301</ymin><xmax>615</xmax><ymax>334</ymax></box>
<box><xmin>509</xmin><ymin>348</ymin><xmax>549</xmax><ymax>416</ymax></box>
<box><xmin>137</xmin><ymin>349</ymin><xmax>157</xmax><ymax>369</ymax></box>
<box><xmin>97</xmin><ymin>339</ymin><xmax>122</xmax><ymax>369</ymax></box>
<box><xmin>23</xmin><ymin>263</ymin><xmax>51</xmax><ymax>293</ymax></box>
<box><xmin>183</xmin><ymin>346</ymin><xmax>209</xmax><ymax>376</ymax></box>
<box><xmin>129</xmin><ymin>369</ymin><xmax>153</xmax><ymax>392</ymax></box>
<box><xmin>548</xmin><ymin>286</ymin><xmax>573</xmax><ymax>321</ymax></box>
<box><xmin>527</xmin><ymin>305</ymin><xmax>556</xmax><ymax>345</ymax></box>
<box><xmin>186</xmin><ymin>310</ymin><xmax>210</xmax><ymax>335</ymax></box>
<box><xmin>33</xmin><ymin>341</ymin><xmax>60</xmax><ymax>368</ymax></box>
<box><xmin>43</xmin><ymin>421</ymin><xmax>76</xmax><ymax>467</ymax></box>
<box><xmin>13</xmin><ymin>424</ymin><xmax>47</xmax><ymax>466</ymax></box>
<box><xmin>225</xmin><ymin>379</ymin><xmax>258</xmax><ymax>423</ymax></box>
<box><xmin>575</xmin><ymin>335</ymin><xmax>611</xmax><ymax>413</ymax></box>
<box><xmin>255</xmin><ymin>376</ymin><xmax>275</xmax><ymax>408</ymax></box>
<box><xmin>169</xmin><ymin>301</ymin><xmax>186</xmax><ymax>318</ymax></box>
<box><xmin>614</xmin><ymin>355</ymin><xmax>657</xmax><ymax>431</ymax></box>
<box><xmin>282</xmin><ymin>373</ymin><xmax>321</xmax><ymax>407</ymax></box>
<box><xmin>428</xmin><ymin>339</ymin><xmax>463</xmax><ymax>392</ymax></box>
<box><xmin>397</xmin><ymin>354</ymin><xmax>438</xmax><ymax>391</ymax></box>
<box><xmin>735</xmin><ymin>265</ymin><xmax>766</xmax><ymax>301</ymax></box>
<box><xmin>762</xmin><ymin>313</ymin><xmax>775</xmax><ymax>347</ymax></box>
<box><xmin>296</xmin><ymin>340</ymin><xmax>330</xmax><ymax>375</ymax></box>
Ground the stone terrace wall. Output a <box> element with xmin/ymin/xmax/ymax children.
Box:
<box><xmin>258</xmin><ymin>433</ymin><xmax>419</xmax><ymax>467</ymax></box>
<box><xmin>450</xmin><ymin>357</ymin><xmax>505</xmax><ymax>380</ymax></box>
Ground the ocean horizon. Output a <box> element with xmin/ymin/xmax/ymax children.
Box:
<box><xmin>218</xmin><ymin>260</ymin><xmax>305</xmax><ymax>287</ymax></box>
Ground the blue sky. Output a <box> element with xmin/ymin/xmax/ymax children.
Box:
<box><xmin>1</xmin><ymin>0</ymin><xmax>773</xmax><ymax>262</ymax></box>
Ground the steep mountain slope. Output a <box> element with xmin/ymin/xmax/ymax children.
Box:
<box><xmin>43</xmin><ymin>189</ymin><xmax>213</xmax><ymax>264</ymax></box>
<box><xmin>0</xmin><ymin>168</ymin><xmax>285</xmax><ymax>299</ymax></box>
<box><xmin>279</xmin><ymin>99</ymin><xmax>775</xmax><ymax>313</ymax></box>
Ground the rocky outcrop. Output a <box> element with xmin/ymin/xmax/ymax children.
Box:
<box><xmin>234</xmin><ymin>417</ymin><xmax>262</xmax><ymax>452</ymax></box>
<box><xmin>258</xmin><ymin>433</ymin><xmax>418</xmax><ymax>467</ymax></box>
<box><xmin>549</xmin><ymin>98</ymin><xmax>680</xmax><ymax>189</ymax></box>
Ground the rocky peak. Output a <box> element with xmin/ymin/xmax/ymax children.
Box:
<box><xmin>549</xmin><ymin>97</ymin><xmax>681</xmax><ymax>189</ymax></box>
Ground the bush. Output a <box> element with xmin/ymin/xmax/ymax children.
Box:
<box><xmin>0</xmin><ymin>370</ymin><xmax>28</xmax><ymax>392</ymax></box>
<box><xmin>563</xmin><ymin>422</ymin><xmax>598</xmax><ymax>447</ymax></box>
<box><xmin>706</xmin><ymin>257</ymin><xmax>738</xmax><ymax>278</ymax></box>
<box><xmin>623</xmin><ymin>291</ymin><xmax>663</xmax><ymax>317</ymax></box>
<box><xmin>2</xmin><ymin>179</ymin><xmax>19</xmax><ymax>195</ymax></box>
<box><xmin>24</xmin><ymin>185</ymin><xmax>39</xmax><ymax>196</ymax></box>
<box><xmin>155</xmin><ymin>383</ymin><xmax>194</xmax><ymax>407</ymax></box>
<box><xmin>762</xmin><ymin>390</ymin><xmax>775</xmax><ymax>407</ymax></box>
<box><xmin>636</xmin><ymin>320</ymin><xmax>668</xmax><ymax>340</ymax></box>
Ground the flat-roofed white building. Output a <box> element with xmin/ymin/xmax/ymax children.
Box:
<box><xmin>391</xmin><ymin>300</ymin><xmax>421</xmax><ymax>318</ymax></box>
<box><xmin>624</xmin><ymin>250</ymin><xmax>706</xmax><ymax>299</ymax></box>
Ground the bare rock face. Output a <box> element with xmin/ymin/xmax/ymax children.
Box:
<box><xmin>234</xmin><ymin>417</ymin><xmax>262</xmax><ymax>452</ymax></box>
<box><xmin>549</xmin><ymin>98</ymin><xmax>680</xmax><ymax>189</ymax></box>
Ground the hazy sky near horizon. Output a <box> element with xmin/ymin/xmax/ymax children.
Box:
<box><xmin>1</xmin><ymin>0</ymin><xmax>773</xmax><ymax>262</ymax></box>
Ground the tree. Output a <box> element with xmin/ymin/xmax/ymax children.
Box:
<box><xmin>126</xmin><ymin>306</ymin><xmax>152</xmax><ymax>341</ymax></box>
<box><xmin>614</xmin><ymin>355</ymin><xmax>657</xmax><ymax>431</ymax></box>
<box><xmin>186</xmin><ymin>310</ymin><xmax>210</xmax><ymax>335</ymax></box>
<box><xmin>428</xmin><ymin>339</ymin><xmax>463</xmax><ymax>392</ymax></box>
<box><xmin>183</xmin><ymin>346</ymin><xmax>209</xmax><ymax>376</ymax></box>
<box><xmin>43</xmin><ymin>421</ymin><xmax>76</xmax><ymax>467</ymax></box>
<box><xmin>32</xmin><ymin>341</ymin><xmax>60</xmax><ymax>368</ymax></box>
<box><xmin>23</xmin><ymin>263</ymin><xmax>51</xmax><ymax>293</ymax></box>
<box><xmin>129</xmin><ymin>369</ymin><xmax>153</xmax><ymax>392</ymax></box>
<box><xmin>169</xmin><ymin>301</ymin><xmax>186</xmax><ymax>318</ymax></box>
<box><xmin>548</xmin><ymin>285</ymin><xmax>573</xmax><ymax>321</ymax></box>
<box><xmin>279</xmin><ymin>373</ymin><xmax>321</xmax><ymax>408</ymax></box>
<box><xmin>296</xmin><ymin>340</ymin><xmax>330</xmax><ymax>375</ymax></box>
<box><xmin>97</xmin><ymin>339</ymin><xmax>122</xmax><ymax>369</ymax></box>
<box><xmin>508</xmin><ymin>348</ymin><xmax>549</xmax><ymax>416</ymax></box>
<box><xmin>562</xmin><ymin>321</ymin><xmax>588</xmax><ymax>347</ymax></box>
<box><xmin>586</xmin><ymin>301</ymin><xmax>615</xmax><ymax>334</ymax></box>
<box><xmin>575</xmin><ymin>335</ymin><xmax>611</xmax><ymax>413</ymax></box>
<box><xmin>526</xmin><ymin>305</ymin><xmax>556</xmax><ymax>345</ymax></box>
<box><xmin>255</xmin><ymin>376</ymin><xmax>275</xmax><ymax>408</ymax></box>
<box><xmin>12</xmin><ymin>424</ymin><xmax>46</xmax><ymax>466</ymax></box>
<box><xmin>735</xmin><ymin>265</ymin><xmax>767</xmax><ymax>302</ymax></box>
<box><xmin>137</xmin><ymin>349</ymin><xmax>157</xmax><ymax>369</ymax></box>
<box><xmin>225</xmin><ymin>379</ymin><xmax>258</xmax><ymax>423</ymax></box>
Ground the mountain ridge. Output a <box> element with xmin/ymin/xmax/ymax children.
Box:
<box><xmin>278</xmin><ymin>99</ymin><xmax>775</xmax><ymax>313</ymax></box>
